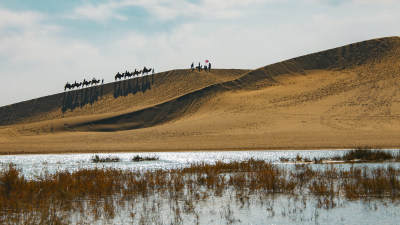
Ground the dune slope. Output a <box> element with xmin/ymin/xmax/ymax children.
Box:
<box><xmin>0</xmin><ymin>69</ymin><xmax>248</xmax><ymax>126</ymax></box>
<box><xmin>1</xmin><ymin>36</ymin><xmax>400</xmax><ymax>153</ymax></box>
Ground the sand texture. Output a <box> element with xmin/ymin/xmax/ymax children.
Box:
<box><xmin>1</xmin><ymin>37</ymin><xmax>400</xmax><ymax>154</ymax></box>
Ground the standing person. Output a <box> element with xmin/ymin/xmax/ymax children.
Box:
<box><xmin>209</xmin><ymin>62</ymin><xmax>211</xmax><ymax>72</ymax></box>
<box><xmin>198</xmin><ymin>62</ymin><xmax>201</xmax><ymax>72</ymax></box>
<box><xmin>191</xmin><ymin>62</ymin><xmax>194</xmax><ymax>72</ymax></box>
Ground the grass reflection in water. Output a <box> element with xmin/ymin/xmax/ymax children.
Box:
<box><xmin>1</xmin><ymin>158</ymin><xmax>400</xmax><ymax>224</ymax></box>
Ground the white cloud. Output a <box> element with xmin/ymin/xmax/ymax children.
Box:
<box><xmin>0</xmin><ymin>7</ymin><xmax>108</xmax><ymax>106</ymax></box>
<box><xmin>352</xmin><ymin>0</ymin><xmax>397</xmax><ymax>4</ymax></box>
<box><xmin>0</xmin><ymin>7</ymin><xmax>44</xmax><ymax>29</ymax></box>
<box><xmin>66</xmin><ymin>0</ymin><xmax>266</xmax><ymax>23</ymax></box>
<box><xmin>66</xmin><ymin>0</ymin><xmax>189</xmax><ymax>22</ymax></box>
<box><xmin>304</xmin><ymin>0</ymin><xmax>397</xmax><ymax>5</ymax></box>
<box><xmin>132</xmin><ymin>0</ymin><xmax>266</xmax><ymax>20</ymax></box>
<box><xmin>67</xmin><ymin>1</ymin><xmax>129</xmax><ymax>23</ymax></box>
<box><xmin>0</xmin><ymin>7</ymin><xmax>88</xmax><ymax>66</ymax></box>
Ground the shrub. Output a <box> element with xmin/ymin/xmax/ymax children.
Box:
<box><xmin>91</xmin><ymin>155</ymin><xmax>120</xmax><ymax>163</ymax></box>
<box><xmin>343</xmin><ymin>147</ymin><xmax>393</xmax><ymax>161</ymax></box>
<box><xmin>131</xmin><ymin>155</ymin><xmax>159</xmax><ymax>162</ymax></box>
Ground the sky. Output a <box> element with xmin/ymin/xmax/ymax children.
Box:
<box><xmin>0</xmin><ymin>0</ymin><xmax>399</xmax><ymax>107</ymax></box>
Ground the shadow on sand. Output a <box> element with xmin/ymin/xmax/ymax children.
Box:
<box><xmin>62</xmin><ymin>85</ymin><xmax>104</xmax><ymax>113</ymax></box>
<box><xmin>62</xmin><ymin>74</ymin><xmax>154</xmax><ymax>113</ymax></box>
<box><xmin>113</xmin><ymin>75</ymin><xmax>152</xmax><ymax>98</ymax></box>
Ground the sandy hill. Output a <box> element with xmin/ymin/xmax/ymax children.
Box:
<box><xmin>1</xmin><ymin>36</ymin><xmax>400</xmax><ymax>154</ymax></box>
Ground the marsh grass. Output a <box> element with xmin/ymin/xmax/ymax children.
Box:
<box><xmin>341</xmin><ymin>147</ymin><xmax>393</xmax><ymax>161</ymax></box>
<box><xmin>1</xmin><ymin>159</ymin><xmax>400</xmax><ymax>224</ymax></box>
<box><xmin>131</xmin><ymin>155</ymin><xmax>159</xmax><ymax>162</ymax></box>
<box><xmin>286</xmin><ymin>147</ymin><xmax>400</xmax><ymax>164</ymax></box>
<box><xmin>91</xmin><ymin>155</ymin><xmax>120</xmax><ymax>163</ymax></box>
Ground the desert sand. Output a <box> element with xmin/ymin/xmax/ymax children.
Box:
<box><xmin>1</xmin><ymin>37</ymin><xmax>400</xmax><ymax>154</ymax></box>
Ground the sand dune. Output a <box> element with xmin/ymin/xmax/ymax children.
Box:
<box><xmin>1</xmin><ymin>37</ymin><xmax>400</xmax><ymax>154</ymax></box>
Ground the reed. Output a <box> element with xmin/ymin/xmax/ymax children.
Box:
<box><xmin>131</xmin><ymin>155</ymin><xmax>159</xmax><ymax>162</ymax></box>
<box><xmin>342</xmin><ymin>147</ymin><xmax>393</xmax><ymax>161</ymax></box>
<box><xmin>286</xmin><ymin>147</ymin><xmax>399</xmax><ymax>164</ymax></box>
<box><xmin>1</xmin><ymin>158</ymin><xmax>400</xmax><ymax>223</ymax></box>
<box><xmin>91</xmin><ymin>155</ymin><xmax>120</xmax><ymax>163</ymax></box>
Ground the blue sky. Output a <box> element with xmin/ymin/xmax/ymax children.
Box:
<box><xmin>0</xmin><ymin>0</ymin><xmax>399</xmax><ymax>106</ymax></box>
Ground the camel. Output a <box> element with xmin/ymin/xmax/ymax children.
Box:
<box><xmin>133</xmin><ymin>69</ymin><xmax>142</xmax><ymax>76</ymax></box>
<box><xmin>142</xmin><ymin>67</ymin><xmax>152</xmax><ymax>75</ymax></box>
<box><xmin>64</xmin><ymin>82</ymin><xmax>72</xmax><ymax>91</ymax></box>
<box><xmin>115</xmin><ymin>72</ymin><xmax>124</xmax><ymax>81</ymax></box>
<box><xmin>124</xmin><ymin>71</ymin><xmax>133</xmax><ymax>79</ymax></box>
<box><xmin>82</xmin><ymin>79</ymin><xmax>91</xmax><ymax>88</ymax></box>
<box><xmin>70</xmin><ymin>81</ymin><xmax>82</xmax><ymax>89</ymax></box>
<box><xmin>91</xmin><ymin>78</ymin><xmax>100</xmax><ymax>85</ymax></box>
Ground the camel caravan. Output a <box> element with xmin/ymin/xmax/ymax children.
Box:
<box><xmin>64</xmin><ymin>77</ymin><xmax>103</xmax><ymax>91</ymax></box>
<box><xmin>114</xmin><ymin>66</ymin><xmax>153</xmax><ymax>81</ymax></box>
<box><xmin>64</xmin><ymin>66</ymin><xmax>153</xmax><ymax>91</ymax></box>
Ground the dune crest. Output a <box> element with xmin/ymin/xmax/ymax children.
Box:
<box><xmin>1</xmin><ymin>36</ymin><xmax>400</xmax><ymax>153</ymax></box>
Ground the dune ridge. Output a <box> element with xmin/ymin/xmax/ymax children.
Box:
<box><xmin>0</xmin><ymin>69</ymin><xmax>248</xmax><ymax>126</ymax></box>
<box><xmin>72</xmin><ymin>36</ymin><xmax>400</xmax><ymax>132</ymax></box>
<box><xmin>1</xmin><ymin>36</ymin><xmax>400</xmax><ymax>153</ymax></box>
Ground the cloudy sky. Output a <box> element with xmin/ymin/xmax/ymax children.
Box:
<box><xmin>0</xmin><ymin>0</ymin><xmax>399</xmax><ymax>106</ymax></box>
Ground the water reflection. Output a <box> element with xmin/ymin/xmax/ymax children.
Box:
<box><xmin>1</xmin><ymin>150</ymin><xmax>400</xmax><ymax>224</ymax></box>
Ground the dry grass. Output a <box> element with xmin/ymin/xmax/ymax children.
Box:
<box><xmin>341</xmin><ymin>147</ymin><xmax>393</xmax><ymax>161</ymax></box>
<box><xmin>284</xmin><ymin>147</ymin><xmax>400</xmax><ymax>164</ymax></box>
<box><xmin>131</xmin><ymin>155</ymin><xmax>159</xmax><ymax>162</ymax></box>
<box><xmin>1</xmin><ymin>159</ymin><xmax>400</xmax><ymax>223</ymax></box>
<box><xmin>91</xmin><ymin>155</ymin><xmax>120</xmax><ymax>163</ymax></box>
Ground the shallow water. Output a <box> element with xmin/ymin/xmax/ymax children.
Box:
<box><xmin>2</xmin><ymin>150</ymin><xmax>400</xmax><ymax>224</ymax></box>
<box><xmin>1</xmin><ymin>149</ymin><xmax>400</xmax><ymax>179</ymax></box>
<box><xmin>93</xmin><ymin>192</ymin><xmax>399</xmax><ymax>225</ymax></box>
